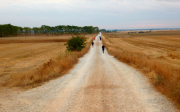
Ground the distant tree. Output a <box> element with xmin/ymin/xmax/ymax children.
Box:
<box><xmin>32</xmin><ymin>27</ymin><xmax>40</xmax><ymax>34</ymax></box>
<box><xmin>100</xmin><ymin>29</ymin><xmax>106</xmax><ymax>32</ymax></box>
<box><xmin>138</xmin><ymin>31</ymin><xmax>145</xmax><ymax>33</ymax></box>
<box><xmin>24</xmin><ymin>27</ymin><xmax>31</xmax><ymax>34</ymax></box>
<box><xmin>0</xmin><ymin>24</ymin><xmax>19</xmax><ymax>37</ymax></box>
<box><xmin>18</xmin><ymin>27</ymin><xmax>23</xmax><ymax>34</ymax></box>
<box><xmin>0</xmin><ymin>24</ymin><xmax>99</xmax><ymax>37</ymax></box>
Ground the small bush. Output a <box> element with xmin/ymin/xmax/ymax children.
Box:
<box><xmin>65</xmin><ymin>35</ymin><xmax>86</xmax><ymax>51</ymax></box>
<box><xmin>138</xmin><ymin>31</ymin><xmax>145</xmax><ymax>33</ymax></box>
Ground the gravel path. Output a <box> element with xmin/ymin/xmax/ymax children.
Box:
<box><xmin>0</xmin><ymin>33</ymin><xmax>176</xmax><ymax>112</ymax></box>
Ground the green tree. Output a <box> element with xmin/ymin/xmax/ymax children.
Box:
<box><xmin>65</xmin><ymin>35</ymin><xmax>86</xmax><ymax>51</ymax></box>
<box><xmin>24</xmin><ymin>27</ymin><xmax>31</xmax><ymax>34</ymax></box>
<box><xmin>0</xmin><ymin>24</ymin><xmax>19</xmax><ymax>37</ymax></box>
<box><xmin>0</xmin><ymin>24</ymin><xmax>99</xmax><ymax>37</ymax></box>
<box><xmin>32</xmin><ymin>27</ymin><xmax>40</xmax><ymax>34</ymax></box>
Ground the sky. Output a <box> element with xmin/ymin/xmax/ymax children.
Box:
<box><xmin>0</xmin><ymin>0</ymin><xmax>180</xmax><ymax>29</ymax></box>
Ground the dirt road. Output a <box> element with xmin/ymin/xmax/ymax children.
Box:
<box><xmin>0</xmin><ymin>34</ymin><xmax>176</xmax><ymax>112</ymax></box>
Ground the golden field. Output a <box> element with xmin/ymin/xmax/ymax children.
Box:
<box><xmin>0</xmin><ymin>34</ymin><xmax>95</xmax><ymax>87</ymax></box>
<box><xmin>102</xmin><ymin>30</ymin><xmax>180</xmax><ymax>108</ymax></box>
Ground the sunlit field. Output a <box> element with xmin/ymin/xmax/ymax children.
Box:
<box><xmin>102</xmin><ymin>30</ymin><xmax>180</xmax><ymax>108</ymax></box>
<box><xmin>0</xmin><ymin>34</ymin><xmax>95</xmax><ymax>87</ymax></box>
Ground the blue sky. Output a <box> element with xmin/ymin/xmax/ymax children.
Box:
<box><xmin>0</xmin><ymin>0</ymin><xmax>180</xmax><ymax>29</ymax></box>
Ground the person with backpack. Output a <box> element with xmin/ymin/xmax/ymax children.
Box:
<box><xmin>92</xmin><ymin>41</ymin><xmax>94</xmax><ymax>47</ymax></box>
<box><xmin>102</xmin><ymin>45</ymin><xmax>105</xmax><ymax>53</ymax></box>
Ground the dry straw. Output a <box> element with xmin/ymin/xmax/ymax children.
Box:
<box><xmin>102</xmin><ymin>33</ymin><xmax>180</xmax><ymax>108</ymax></box>
<box><xmin>6</xmin><ymin>36</ymin><xmax>94</xmax><ymax>87</ymax></box>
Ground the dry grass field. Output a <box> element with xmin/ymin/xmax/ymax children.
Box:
<box><xmin>0</xmin><ymin>34</ymin><xmax>95</xmax><ymax>87</ymax></box>
<box><xmin>102</xmin><ymin>30</ymin><xmax>180</xmax><ymax>108</ymax></box>
<box><xmin>0</xmin><ymin>35</ymin><xmax>70</xmax><ymax>44</ymax></box>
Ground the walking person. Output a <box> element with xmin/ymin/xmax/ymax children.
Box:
<box><xmin>102</xmin><ymin>45</ymin><xmax>105</xmax><ymax>53</ymax></box>
<box><xmin>99</xmin><ymin>36</ymin><xmax>101</xmax><ymax>41</ymax></box>
<box><xmin>92</xmin><ymin>41</ymin><xmax>94</xmax><ymax>47</ymax></box>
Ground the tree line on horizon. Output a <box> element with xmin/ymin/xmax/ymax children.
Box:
<box><xmin>100</xmin><ymin>29</ymin><xmax>117</xmax><ymax>33</ymax></box>
<box><xmin>0</xmin><ymin>24</ymin><xmax>99</xmax><ymax>37</ymax></box>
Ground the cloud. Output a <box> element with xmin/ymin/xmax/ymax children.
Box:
<box><xmin>0</xmin><ymin>0</ymin><xmax>180</xmax><ymax>28</ymax></box>
<box><xmin>1</xmin><ymin>0</ymin><xmax>180</xmax><ymax>13</ymax></box>
<box><xmin>156</xmin><ymin>0</ymin><xmax>180</xmax><ymax>2</ymax></box>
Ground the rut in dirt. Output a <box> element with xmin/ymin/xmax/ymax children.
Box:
<box><xmin>0</xmin><ymin>33</ymin><xmax>176</xmax><ymax>112</ymax></box>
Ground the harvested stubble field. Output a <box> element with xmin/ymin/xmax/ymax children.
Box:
<box><xmin>0</xmin><ymin>34</ymin><xmax>94</xmax><ymax>87</ymax></box>
<box><xmin>102</xmin><ymin>30</ymin><xmax>180</xmax><ymax>108</ymax></box>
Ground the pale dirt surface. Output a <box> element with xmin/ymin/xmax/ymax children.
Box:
<box><xmin>0</xmin><ymin>34</ymin><xmax>177</xmax><ymax>112</ymax></box>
